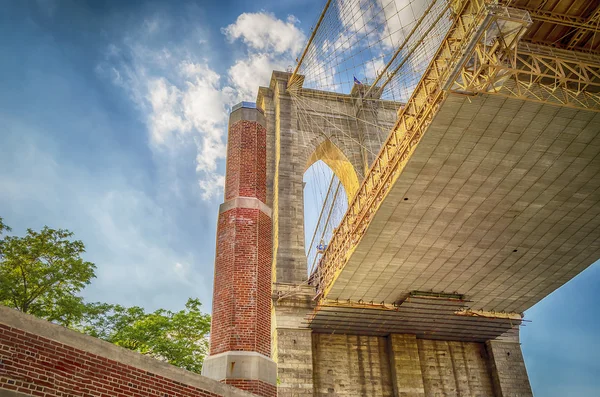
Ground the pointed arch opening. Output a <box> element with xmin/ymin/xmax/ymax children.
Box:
<box><xmin>304</xmin><ymin>161</ymin><xmax>349</xmax><ymax>276</ymax></box>
<box><xmin>303</xmin><ymin>139</ymin><xmax>361</xmax><ymax>276</ymax></box>
<box><xmin>305</xmin><ymin>139</ymin><xmax>360</xmax><ymax>203</ymax></box>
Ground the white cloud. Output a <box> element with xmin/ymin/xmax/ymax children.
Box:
<box><xmin>365</xmin><ymin>56</ymin><xmax>386</xmax><ymax>81</ymax></box>
<box><xmin>181</xmin><ymin>67</ymin><xmax>230</xmax><ymax>140</ymax></box>
<box><xmin>224</xmin><ymin>12</ymin><xmax>305</xmax><ymax>102</ymax></box>
<box><xmin>146</xmin><ymin>77</ymin><xmax>190</xmax><ymax>143</ymax></box>
<box><xmin>99</xmin><ymin>12</ymin><xmax>305</xmax><ymax>199</ymax></box>
<box><xmin>197</xmin><ymin>172</ymin><xmax>225</xmax><ymax>201</ymax></box>
<box><xmin>99</xmin><ymin>31</ymin><xmax>231</xmax><ymax>200</ymax></box>
<box><xmin>228</xmin><ymin>53</ymin><xmax>288</xmax><ymax>101</ymax></box>
<box><xmin>378</xmin><ymin>0</ymin><xmax>431</xmax><ymax>49</ymax></box>
<box><xmin>223</xmin><ymin>13</ymin><xmax>305</xmax><ymax>55</ymax></box>
<box><xmin>337</xmin><ymin>0</ymin><xmax>376</xmax><ymax>34</ymax></box>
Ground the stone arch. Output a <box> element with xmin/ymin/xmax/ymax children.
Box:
<box><xmin>255</xmin><ymin>71</ymin><xmax>406</xmax><ymax>397</ymax></box>
<box><xmin>257</xmin><ymin>71</ymin><xmax>398</xmax><ymax>286</ymax></box>
<box><xmin>305</xmin><ymin>139</ymin><xmax>360</xmax><ymax>202</ymax></box>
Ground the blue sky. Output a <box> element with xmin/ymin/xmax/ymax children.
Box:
<box><xmin>0</xmin><ymin>1</ymin><xmax>598</xmax><ymax>395</ymax></box>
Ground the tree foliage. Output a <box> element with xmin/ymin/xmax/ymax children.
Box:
<box><xmin>0</xmin><ymin>221</ymin><xmax>96</xmax><ymax>326</ymax></box>
<box><xmin>0</xmin><ymin>217</ymin><xmax>211</xmax><ymax>373</ymax></box>
<box><xmin>81</xmin><ymin>298</ymin><xmax>211</xmax><ymax>373</ymax></box>
<box><xmin>0</xmin><ymin>217</ymin><xmax>11</xmax><ymax>235</ymax></box>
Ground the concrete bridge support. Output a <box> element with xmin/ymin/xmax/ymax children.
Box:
<box><xmin>256</xmin><ymin>71</ymin><xmax>399</xmax><ymax>397</ymax></box>
<box><xmin>311</xmin><ymin>332</ymin><xmax>532</xmax><ymax>397</ymax></box>
<box><xmin>207</xmin><ymin>71</ymin><xmax>534</xmax><ymax>396</ymax></box>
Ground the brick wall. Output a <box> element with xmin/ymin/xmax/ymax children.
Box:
<box><xmin>224</xmin><ymin>380</ymin><xmax>276</xmax><ymax>397</ymax></box>
<box><xmin>0</xmin><ymin>306</ymin><xmax>252</xmax><ymax>397</ymax></box>
<box><xmin>224</xmin><ymin>120</ymin><xmax>267</xmax><ymax>203</ymax></box>
<box><xmin>205</xmin><ymin>106</ymin><xmax>275</xmax><ymax>397</ymax></box>
<box><xmin>210</xmin><ymin>113</ymin><xmax>271</xmax><ymax>357</ymax></box>
<box><xmin>209</xmin><ymin>207</ymin><xmax>272</xmax><ymax>357</ymax></box>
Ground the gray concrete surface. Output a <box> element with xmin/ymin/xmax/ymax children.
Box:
<box><xmin>202</xmin><ymin>351</ymin><xmax>277</xmax><ymax>385</ymax></box>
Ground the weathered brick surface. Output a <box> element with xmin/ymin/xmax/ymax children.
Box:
<box><xmin>225</xmin><ymin>120</ymin><xmax>267</xmax><ymax>203</ymax></box>
<box><xmin>417</xmin><ymin>339</ymin><xmax>494</xmax><ymax>397</ymax></box>
<box><xmin>207</xmin><ymin>106</ymin><xmax>274</xmax><ymax>396</ymax></box>
<box><xmin>0</xmin><ymin>320</ymin><xmax>251</xmax><ymax>397</ymax></box>
<box><xmin>486</xmin><ymin>340</ymin><xmax>533</xmax><ymax>397</ymax></box>
<box><xmin>224</xmin><ymin>380</ymin><xmax>276</xmax><ymax>397</ymax></box>
<box><xmin>312</xmin><ymin>334</ymin><xmax>394</xmax><ymax>397</ymax></box>
<box><xmin>210</xmin><ymin>207</ymin><xmax>272</xmax><ymax>357</ymax></box>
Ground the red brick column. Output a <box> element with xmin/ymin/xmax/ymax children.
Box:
<box><xmin>202</xmin><ymin>103</ymin><xmax>276</xmax><ymax>397</ymax></box>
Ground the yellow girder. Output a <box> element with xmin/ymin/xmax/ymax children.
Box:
<box><xmin>312</xmin><ymin>0</ymin><xmax>600</xmax><ymax>301</ymax></box>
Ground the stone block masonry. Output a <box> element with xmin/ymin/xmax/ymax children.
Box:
<box><xmin>417</xmin><ymin>339</ymin><xmax>495</xmax><ymax>396</ymax></box>
<box><xmin>486</xmin><ymin>340</ymin><xmax>533</xmax><ymax>397</ymax></box>
<box><xmin>0</xmin><ymin>305</ymin><xmax>253</xmax><ymax>397</ymax></box>
<box><xmin>311</xmin><ymin>332</ymin><xmax>533</xmax><ymax>397</ymax></box>
<box><xmin>313</xmin><ymin>334</ymin><xmax>394</xmax><ymax>396</ymax></box>
<box><xmin>202</xmin><ymin>103</ymin><xmax>276</xmax><ymax>397</ymax></box>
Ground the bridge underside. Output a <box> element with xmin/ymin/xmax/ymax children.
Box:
<box><xmin>309</xmin><ymin>295</ymin><xmax>519</xmax><ymax>342</ymax></box>
<box><xmin>310</xmin><ymin>92</ymin><xmax>600</xmax><ymax>337</ymax></box>
<box><xmin>271</xmin><ymin>0</ymin><xmax>599</xmax><ymax>395</ymax></box>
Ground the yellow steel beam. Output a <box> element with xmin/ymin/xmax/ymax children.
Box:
<box><xmin>312</xmin><ymin>0</ymin><xmax>600</xmax><ymax>301</ymax></box>
<box><xmin>448</xmin><ymin>41</ymin><xmax>600</xmax><ymax>110</ymax></box>
<box><xmin>320</xmin><ymin>299</ymin><xmax>400</xmax><ymax>311</ymax></box>
<box><xmin>499</xmin><ymin>2</ymin><xmax>600</xmax><ymax>31</ymax></box>
<box><xmin>567</xmin><ymin>4</ymin><xmax>600</xmax><ymax>50</ymax></box>
<box><xmin>313</xmin><ymin>0</ymin><xmax>524</xmax><ymax>300</ymax></box>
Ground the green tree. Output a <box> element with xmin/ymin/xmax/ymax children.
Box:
<box><xmin>0</xmin><ymin>220</ymin><xmax>96</xmax><ymax>326</ymax></box>
<box><xmin>0</xmin><ymin>218</ymin><xmax>211</xmax><ymax>373</ymax></box>
<box><xmin>81</xmin><ymin>298</ymin><xmax>211</xmax><ymax>373</ymax></box>
<box><xmin>0</xmin><ymin>217</ymin><xmax>10</xmax><ymax>235</ymax></box>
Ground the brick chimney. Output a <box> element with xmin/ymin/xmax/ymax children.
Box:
<box><xmin>202</xmin><ymin>102</ymin><xmax>276</xmax><ymax>397</ymax></box>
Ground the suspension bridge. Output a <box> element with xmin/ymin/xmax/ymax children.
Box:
<box><xmin>205</xmin><ymin>0</ymin><xmax>600</xmax><ymax>396</ymax></box>
<box><xmin>2</xmin><ymin>1</ymin><xmax>599</xmax><ymax>397</ymax></box>
<box><xmin>290</xmin><ymin>0</ymin><xmax>600</xmax><ymax>338</ymax></box>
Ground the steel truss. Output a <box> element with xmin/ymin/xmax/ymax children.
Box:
<box><xmin>567</xmin><ymin>4</ymin><xmax>600</xmax><ymax>50</ymax></box>
<box><xmin>499</xmin><ymin>3</ymin><xmax>600</xmax><ymax>32</ymax></box>
<box><xmin>448</xmin><ymin>32</ymin><xmax>600</xmax><ymax>110</ymax></box>
<box><xmin>312</xmin><ymin>0</ymin><xmax>600</xmax><ymax>301</ymax></box>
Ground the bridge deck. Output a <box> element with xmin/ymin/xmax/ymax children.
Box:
<box><xmin>505</xmin><ymin>0</ymin><xmax>600</xmax><ymax>53</ymax></box>
<box><xmin>324</xmin><ymin>93</ymin><xmax>600</xmax><ymax>315</ymax></box>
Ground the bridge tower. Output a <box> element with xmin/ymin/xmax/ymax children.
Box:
<box><xmin>205</xmin><ymin>0</ymin><xmax>600</xmax><ymax>394</ymax></box>
<box><xmin>206</xmin><ymin>70</ymin><xmax>538</xmax><ymax>397</ymax></box>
